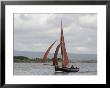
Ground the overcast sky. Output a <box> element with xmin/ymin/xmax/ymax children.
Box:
<box><xmin>14</xmin><ymin>13</ymin><xmax>97</xmax><ymax>54</ymax></box>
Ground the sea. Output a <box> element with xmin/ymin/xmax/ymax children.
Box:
<box><xmin>14</xmin><ymin>62</ymin><xmax>97</xmax><ymax>75</ymax></box>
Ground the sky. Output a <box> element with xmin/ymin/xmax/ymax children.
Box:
<box><xmin>14</xmin><ymin>13</ymin><xmax>97</xmax><ymax>54</ymax></box>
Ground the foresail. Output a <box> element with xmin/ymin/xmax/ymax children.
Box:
<box><xmin>43</xmin><ymin>41</ymin><xmax>56</xmax><ymax>62</ymax></box>
<box><xmin>53</xmin><ymin>43</ymin><xmax>61</xmax><ymax>65</ymax></box>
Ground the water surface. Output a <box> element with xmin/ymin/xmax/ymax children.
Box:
<box><xmin>14</xmin><ymin>63</ymin><xmax>97</xmax><ymax>75</ymax></box>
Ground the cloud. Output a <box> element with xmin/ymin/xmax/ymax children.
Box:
<box><xmin>78</xmin><ymin>14</ymin><xmax>97</xmax><ymax>28</ymax></box>
<box><xmin>14</xmin><ymin>13</ymin><xmax>97</xmax><ymax>54</ymax></box>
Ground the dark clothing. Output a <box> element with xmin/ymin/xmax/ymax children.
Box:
<box><xmin>71</xmin><ymin>65</ymin><xmax>74</xmax><ymax>68</ymax></box>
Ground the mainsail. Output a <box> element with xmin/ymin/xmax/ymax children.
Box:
<box><xmin>60</xmin><ymin>20</ymin><xmax>69</xmax><ymax>67</ymax></box>
<box><xmin>43</xmin><ymin>41</ymin><xmax>56</xmax><ymax>62</ymax></box>
<box><xmin>53</xmin><ymin>43</ymin><xmax>61</xmax><ymax>65</ymax></box>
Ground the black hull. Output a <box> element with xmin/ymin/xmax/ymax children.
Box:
<box><xmin>55</xmin><ymin>66</ymin><xmax>79</xmax><ymax>72</ymax></box>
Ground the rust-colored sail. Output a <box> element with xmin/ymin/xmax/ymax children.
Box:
<box><xmin>53</xmin><ymin>43</ymin><xmax>61</xmax><ymax>65</ymax></box>
<box><xmin>60</xmin><ymin>20</ymin><xmax>69</xmax><ymax>67</ymax></box>
<box><xmin>43</xmin><ymin>41</ymin><xmax>56</xmax><ymax>62</ymax></box>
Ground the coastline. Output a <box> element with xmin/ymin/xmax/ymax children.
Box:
<box><xmin>14</xmin><ymin>56</ymin><xmax>97</xmax><ymax>63</ymax></box>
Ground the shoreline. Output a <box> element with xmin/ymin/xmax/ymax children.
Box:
<box><xmin>14</xmin><ymin>56</ymin><xmax>97</xmax><ymax>63</ymax></box>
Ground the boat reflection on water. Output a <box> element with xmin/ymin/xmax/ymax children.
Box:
<box><xmin>54</xmin><ymin>71</ymin><xmax>70</xmax><ymax>75</ymax></box>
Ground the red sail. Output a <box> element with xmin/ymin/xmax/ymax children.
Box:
<box><xmin>60</xmin><ymin>20</ymin><xmax>69</xmax><ymax>67</ymax></box>
<box><xmin>43</xmin><ymin>41</ymin><xmax>56</xmax><ymax>62</ymax></box>
<box><xmin>53</xmin><ymin>43</ymin><xmax>61</xmax><ymax>65</ymax></box>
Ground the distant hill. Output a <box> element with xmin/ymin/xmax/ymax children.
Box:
<box><xmin>14</xmin><ymin>50</ymin><xmax>97</xmax><ymax>62</ymax></box>
<box><xmin>14</xmin><ymin>51</ymin><xmax>44</xmax><ymax>58</ymax></box>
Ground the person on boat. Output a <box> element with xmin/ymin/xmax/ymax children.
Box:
<box><xmin>71</xmin><ymin>65</ymin><xmax>74</xmax><ymax>68</ymax></box>
<box><xmin>76</xmin><ymin>67</ymin><xmax>78</xmax><ymax>69</ymax></box>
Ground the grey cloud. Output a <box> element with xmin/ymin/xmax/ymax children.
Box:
<box><xmin>14</xmin><ymin>13</ymin><xmax>97</xmax><ymax>54</ymax></box>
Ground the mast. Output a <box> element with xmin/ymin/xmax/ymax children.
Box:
<box><xmin>60</xmin><ymin>20</ymin><xmax>69</xmax><ymax>67</ymax></box>
<box><xmin>43</xmin><ymin>41</ymin><xmax>56</xmax><ymax>62</ymax></box>
<box><xmin>53</xmin><ymin>43</ymin><xmax>61</xmax><ymax>65</ymax></box>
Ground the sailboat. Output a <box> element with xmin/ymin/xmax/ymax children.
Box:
<box><xmin>53</xmin><ymin>20</ymin><xmax>79</xmax><ymax>72</ymax></box>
